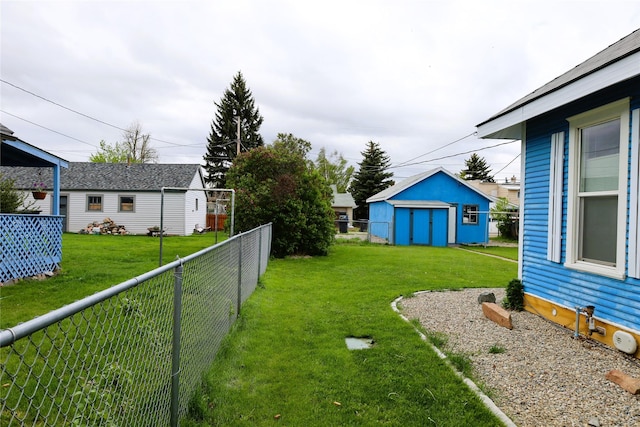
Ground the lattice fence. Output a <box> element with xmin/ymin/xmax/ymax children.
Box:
<box><xmin>0</xmin><ymin>214</ymin><xmax>64</xmax><ymax>283</ymax></box>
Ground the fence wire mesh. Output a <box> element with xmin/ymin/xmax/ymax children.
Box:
<box><xmin>1</xmin><ymin>223</ymin><xmax>271</xmax><ymax>426</ymax></box>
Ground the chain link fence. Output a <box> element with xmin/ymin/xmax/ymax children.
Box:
<box><xmin>0</xmin><ymin>223</ymin><xmax>271</xmax><ymax>426</ymax></box>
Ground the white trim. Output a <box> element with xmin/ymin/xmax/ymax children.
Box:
<box><xmin>629</xmin><ymin>109</ymin><xmax>640</xmax><ymax>279</ymax></box>
<box><xmin>565</xmin><ymin>99</ymin><xmax>629</xmax><ymax>279</ymax></box>
<box><xmin>477</xmin><ymin>52</ymin><xmax>640</xmax><ymax>139</ymax></box>
<box><xmin>547</xmin><ymin>132</ymin><xmax>564</xmax><ymax>263</ymax></box>
<box><xmin>518</xmin><ymin>133</ymin><xmax>525</xmax><ymax>280</ymax></box>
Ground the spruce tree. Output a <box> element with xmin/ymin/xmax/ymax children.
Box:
<box><xmin>460</xmin><ymin>153</ymin><xmax>494</xmax><ymax>182</ymax></box>
<box><xmin>204</xmin><ymin>71</ymin><xmax>264</xmax><ymax>188</ymax></box>
<box><xmin>348</xmin><ymin>141</ymin><xmax>394</xmax><ymax>220</ymax></box>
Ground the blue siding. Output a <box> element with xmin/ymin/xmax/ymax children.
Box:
<box><xmin>522</xmin><ymin>79</ymin><xmax>640</xmax><ymax>333</ymax></box>
<box><xmin>392</xmin><ymin>171</ymin><xmax>489</xmax><ymax>244</ymax></box>
<box><xmin>369</xmin><ymin>201</ymin><xmax>394</xmax><ymax>240</ymax></box>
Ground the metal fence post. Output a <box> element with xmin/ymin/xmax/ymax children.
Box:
<box><xmin>236</xmin><ymin>235</ymin><xmax>243</xmax><ymax>318</ymax></box>
<box><xmin>257</xmin><ymin>226</ymin><xmax>263</xmax><ymax>278</ymax></box>
<box><xmin>170</xmin><ymin>264</ymin><xmax>183</xmax><ymax>427</ymax></box>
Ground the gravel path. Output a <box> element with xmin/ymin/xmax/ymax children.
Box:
<box><xmin>399</xmin><ymin>288</ymin><xmax>640</xmax><ymax>427</ymax></box>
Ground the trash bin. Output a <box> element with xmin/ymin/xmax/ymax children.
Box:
<box><xmin>359</xmin><ymin>220</ymin><xmax>368</xmax><ymax>232</ymax></box>
<box><xmin>338</xmin><ymin>214</ymin><xmax>348</xmax><ymax>233</ymax></box>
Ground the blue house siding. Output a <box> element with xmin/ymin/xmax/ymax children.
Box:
<box><xmin>521</xmin><ymin>84</ymin><xmax>640</xmax><ymax>333</ymax></box>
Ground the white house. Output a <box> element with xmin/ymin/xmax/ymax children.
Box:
<box><xmin>2</xmin><ymin>162</ymin><xmax>207</xmax><ymax>236</ymax></box>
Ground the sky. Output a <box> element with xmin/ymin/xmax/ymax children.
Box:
<box><xmin>1</xmin><ymin>1</ymin><xmax>639</xmax><ymax>183</ymax></box>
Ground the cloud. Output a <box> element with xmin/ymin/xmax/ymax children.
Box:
<box><xmin>1</xmin><ymin>0</ymin><xmax>639</xmax><ymax>181</ymax></box>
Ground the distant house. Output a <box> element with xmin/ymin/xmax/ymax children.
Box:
<box><xmin>366</xmin><ymin>167</ymin><xmax>493</xmax><ymax>246</ymax></box>
<box><xmin>466</xmin><ymin>178</ymin><xmax>520</xmax><ymax>236</ymax></box>
<box><xmin>2</xmin><ymin>162</ymin><xmax>207</xmax><ymax>236</ymax></box>
<box><xmin>330</xmin><ymin>184</ymin><xmax>357</xmax><ymax>224</ymax></box>
<box><xmin>477</xmin><ymin>29</ymin><xmax>640</xmax><ymax>356</ymax></box>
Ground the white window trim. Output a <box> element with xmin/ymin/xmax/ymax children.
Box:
<box><xmin>629</xmin><ymin>108</ymin><xmax>640</xmax><ymax>279</ymax></box>
<box><xmin>547</xmin><ymin>131</ymin><xmax>564</xmax><ymax>263</ymax></box>
<box><xmin>565</xmin><ymin>98</ymin><xmax>629</xmax><ymax>279</ymax></box>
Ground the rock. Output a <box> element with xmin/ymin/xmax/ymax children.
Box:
<box><xmin>588</xmin><ymin>417</ymin><xmax>600</xmax><ymax>426</ymax></box>
<box><xmin>481</xmin><ymin>302</ymin><xmax>513</xmax><ymax>329</ymax></box>
<box><xmin>478</xmin><ymin>292</ymin><xmax>496</xmax><ymax>304</ymax></box>
<box><xmin>605</xmin><ymin>369</ymin><xmax>640</xmax><ymax>394</ymax></box>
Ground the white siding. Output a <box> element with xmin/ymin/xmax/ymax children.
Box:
<box><xmin>62</xmin><ymin>191</ymin><xmax>188</xmax><ymax>235</ymax></box>
<box><xmin>183</xmin><ymin>172</ymin><xmax>207</xmax><ymax>234</ymax></box>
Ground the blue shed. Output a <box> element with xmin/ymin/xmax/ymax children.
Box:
<box><xmin>477</xmin><ymin>29</ymin><xmax>640</xmax><ymax>357</ymax></box>
<box><xmin>366</xmin><ymin>167</ymin><xmax>492</xmax><ymax>246</ymax></box>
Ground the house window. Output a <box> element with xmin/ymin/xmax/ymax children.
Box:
<box><xmin>87</xmin><ymin>195</ymin><xmax>103</xmax><ymax>211</ymax></box>
<box><xmin>566</xmin><ymin>99</ymin><xmax>628</xmax><ymax>278</ymax></box>
<box><xmin>119</xmin><ymin>195</ymin><xmax>135</xmax><ymax>212</ymax></box>
<box><xmin>462</xmin><ymin>204</ymin><xmax>479</xmax><ymax>224</ymax></box>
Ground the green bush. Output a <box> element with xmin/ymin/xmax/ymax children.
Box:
<box><xmin>502</xmin><ymin>278</ymin><xmax>524</xmax><ymax>311</ymax></box>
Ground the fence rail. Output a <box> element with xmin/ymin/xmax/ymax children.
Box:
<box><xmin>0</xmin><ymin>223</ymin><xmax>272</xmax><ymax>426</ymax></box>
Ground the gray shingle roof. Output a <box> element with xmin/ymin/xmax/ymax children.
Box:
<box><xmin>0</xmin><ymin>162</ymin><xmax>203</xmax><ymax>191</ymax></box>
<box><xmin>477</xmin><ymin>28</ymin><xmax>640</xmax><ymax>126</ymax></box>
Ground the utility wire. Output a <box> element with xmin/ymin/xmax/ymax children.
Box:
<box><xmin>0</xmin><ymin>109</ymin><xmax>98</xmax><ymax>148</ymax></box>
<box><xmin>1</xmin><ymin>78</ymin><xmax>184</xmax><ymax>147</ymax></box>
<box><xmin>393</xmin><ymin>131</ymin><xmax>477</xmax><ymax>167</ymax></box>
<box><xmin>493</xmin><ymin>153</ymin><xmax>521</xmax><ymax>177</ymax></box>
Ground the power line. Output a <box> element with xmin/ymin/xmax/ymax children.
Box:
<box><xmin>0</xmin><ymin>110</ymin><xmax>98</xmax><ymax>148</ymax></box>
<box><xmin>493</xmin><ymin>153</ymin><xmax>521</xmax><ymax>177</ymax></box>
<box><xmin>1</xmin><ymin>78</ymin><xmax>185</xmax><ymax>147</ymax></box>
<box><xmin>393</xmin><ymin>131</ymin><xmax>476</xmax><ymax>168</ymax></box>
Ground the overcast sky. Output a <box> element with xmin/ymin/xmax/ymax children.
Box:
<box><xmin>1</xmin><ymin>1</ymin><xmax>639</xmax><ymax>182</ymax></box>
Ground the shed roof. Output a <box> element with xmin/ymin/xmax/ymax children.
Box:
<box><xmin>330</xmin><ymin>185</ymin><xmax>357</xmax><ymax>208</ymax></box>
<box><xmin>477</xmin><ymin>28</ymin><xmax>640</xmax><ymax>139</ymax></box>
<box><xmin>1</xmin><ymin>162</ymin><xmax>204</xmax><ymax>191</ymax></box>
<box><xmin>366</xmin><ymin>167</ymin><xmax>493</xmax><ymax>203</ymax></box>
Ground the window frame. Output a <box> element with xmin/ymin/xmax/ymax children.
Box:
<box><xmin>118</xmin><ymin>195</ymin><xmax>135</xmax><ymax>212</ymax></box>
<box><xmin>87</xmin><ymin>194</ymin><xmax>103</xmax><ymax>212</ymax></box>
<box><xmin>462</xmin><ymin>204</ymin><xmax>479</xmax><ymax>225</ymax></box>
<box><xmin>565</xmin><ymin>99</ymin><xmax>629</xmax><ymax>279</ymax></box>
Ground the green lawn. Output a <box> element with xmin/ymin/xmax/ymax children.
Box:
<box><xmin>0</xmin><ymin>232</ymin><xmax>226</xmax><ymax>328</ymax></box>
<box><xmin>186</xmin><ymin>242</ymin><xmax>517</xmax><ymax>426</ymax></box>
<box><xmin>1</xmin><ymin>237</ymin><xmax>517</xmax><ymax>426</ymax></box>
<box><xmin>459</xmin><ymin>245</ymin><xmax>519</xmax><ymax>261</ymax></box>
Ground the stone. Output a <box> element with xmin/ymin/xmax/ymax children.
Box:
<box><xmin>481</xmin><ymin>302</ymin><xmax>513</xmax><ymax>330</ymax></box>
<box><xmin>477</xmin><ymin>292</ymin><xmax>496</xmax><ymax>304</ymax></box>
<box><xmin>605</xmin><ymin>369</ymin><xmax>640</xmax><ymax>394</ymax></box>
<box><xmin>588</xmin><ymin>417</ymin><xmax>600</xmax><ymax>427</ymax></box>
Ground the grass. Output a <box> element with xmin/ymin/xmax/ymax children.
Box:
<box><xmin>0</xmin><ymin>232</ymin><xmax>227</xmax><ymax>328</ymax></box>
<box><xmin>2</xmin><ymin>237</ymin><xmax>517</xmax><ymax>426</ymax></box>
<box><xmin>186</xmin><ymin>242</ymin><xmax>517</xmax><ymax>426</ymax></box>
<box><xmin>459</xmin><ymin>245</ymin><xmax>519</xmax><ymax>261</ymax></box>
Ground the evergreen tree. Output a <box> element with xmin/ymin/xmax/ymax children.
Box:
<box><xmin>314</xmin><ymin>148</ymin><xmax>355</xmax><ymax>193</ymax></box>
<box><xmin>226</xmin><ymin>133</ymin><xmax>335</xmax><ymax>257</ymax></box>
<box><xmin>348</xmin><ymin>141</ymin><xmax>394</xmax><ymax>220</ymax></box>
<box><xmin>460</xmin><ymin>153</ymin><xmax>494</xmax><ymax>182</ymax></box>
<box><xmin>204</xmin><ymin>71</ymin><xmax>264</xmax><ymax>188</ymax></box>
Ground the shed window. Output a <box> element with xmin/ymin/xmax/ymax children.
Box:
<box><xmin>119</xmin><ymin>195</ymin><xmax>135</xmax><ymax>212</ymax></box>
<box><xmin>462</xmin><ymin>205</ymin><xmax>478</xmax><ymax>224</ymax></box>
<box><xmin>566</xmin><ymin>99</ymin><xmax>628</xmax><ymax>278</ymax></box>
<box><xmin>87</xmin><ymin>195</ymin><xmax>103</xmax><ymax>211</ymax></box>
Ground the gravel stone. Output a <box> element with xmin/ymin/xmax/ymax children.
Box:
<box><xmin>399</xmin><ymin>288</ymin><xmax>640</xmax><ymax>427</ymax></box>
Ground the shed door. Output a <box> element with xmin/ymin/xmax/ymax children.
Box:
<box><xmin>409</xmin><ymin>209</ymin><xmax>448</xmax><ymax>246</ymax></box>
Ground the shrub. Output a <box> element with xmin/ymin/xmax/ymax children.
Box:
<box><xmin>502</xmin><ymin>278</ymin><xmax>524</xmax><ymax>311</ymax></box>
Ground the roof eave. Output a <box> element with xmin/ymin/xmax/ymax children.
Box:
<box><xmin>477</xmin><ymin>51</ymin><xmax>640</xmax><ymax>140</ymax></box>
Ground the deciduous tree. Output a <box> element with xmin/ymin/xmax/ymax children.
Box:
<box><xmin>227</xmin><ymin>133</ymin><xmax>334</xmax><ymax>257</ymax></box>
<box><xmin>314</xmin><ymin>148</ymin><xmax>354</xmax><ymax>193</ymax></box>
